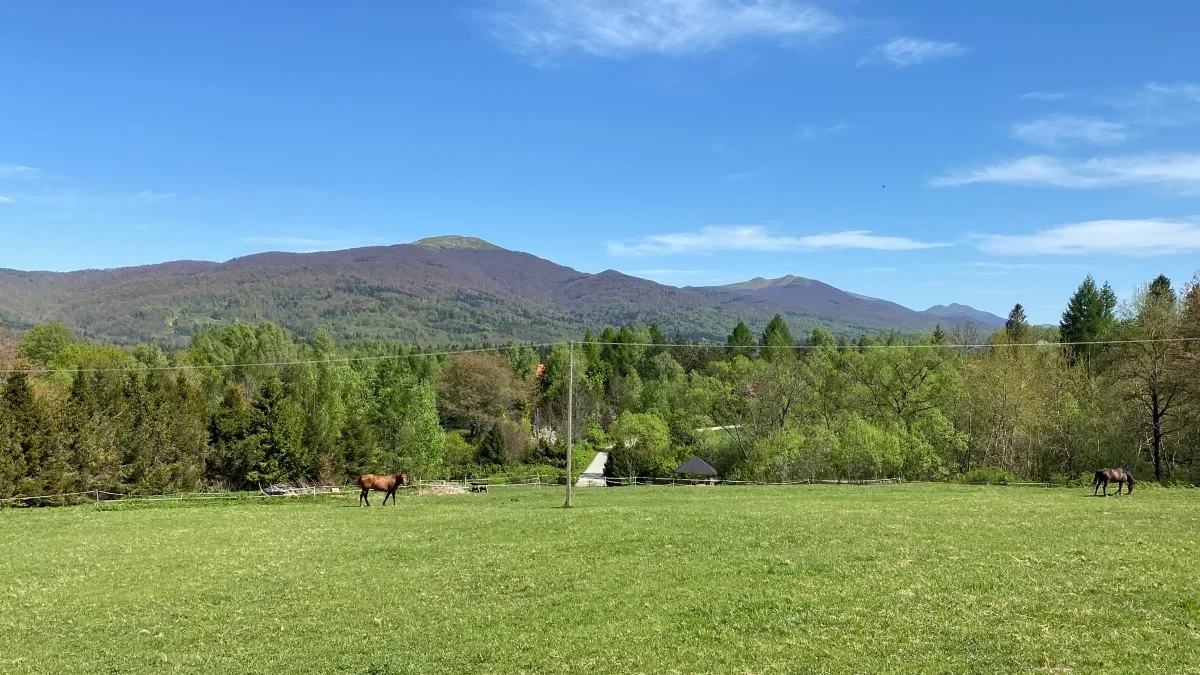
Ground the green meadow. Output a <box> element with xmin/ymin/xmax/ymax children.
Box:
<box><xmin>2</xmin><ymin>484</ymin><xmax>1198</xmax><ymax>674</ymax></box>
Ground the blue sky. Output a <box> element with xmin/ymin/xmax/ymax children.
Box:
<box><xmin>2</xmin><ymin>1</ymin><xmax>1200</xmax><ymax>323</ymax></box>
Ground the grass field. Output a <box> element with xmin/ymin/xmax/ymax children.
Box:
<box><xmin>2</xmin><ymin>485</ymin><xmax>1199</xmax><ymax>674</ymax></box>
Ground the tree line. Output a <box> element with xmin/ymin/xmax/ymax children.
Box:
<box><xmin>1</xmin><ymin>271</ymin><xmax>1198</xmax><ymax>501</ymax></box>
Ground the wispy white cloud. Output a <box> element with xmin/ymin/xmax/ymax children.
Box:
<box><xmin>943</xmin><ymin>82</ymin><xmax>1200</xmax><ymax>190</ymax></box>
<box><xmin>132</xmin><ymin>190</ymin><xmax>177</xmax><ymax>203</ymax></box>
<box><xmin>1116</xmin><ymin>81</ymin><xmax>1200</xmax><ymax>110</ymax></box>
<box><xmin>721</xmin><ymin>170</ymin><xmax>756</xmax><ymax>182</ymax></box>
<box><xmin>1021</xmin><ymin>91</ymin><xmax>1074</xmax><ymax>101</ymax></box>
<box><xmin>0</xmin><ymin>164</ymin><xmax>48</xmax><ymax>180</ymax></box>
<box><xmin>962</xmin><ymin>261</ymin><xmax>1087</xmax><ymax>275</ymax></box>
<box><xmin>0</xmin><ymin>195</ymin><xmax>13</xmax><ymax>204</ymax></box>
<box><xmin>1143</xmin><ymin>81</ymin><xmax>1200</xmax><ymax>102</ymax></box>
<box><xmin>1011</xmin><ymin>114</ymin><xmax>1127</xmax><ymax>147</ymax></box>
<box><xmin>7</xmin><ymin>188</ymin><xmax>179</xmax><ymax>206</ymax></box>
<box><xmin>931</xmin><ymin>153</ymin><xmax>1200</xmax><ymax>193</ymax></box>
<box><xmin>1106</xmin><ymin>80</ymin><xmax>1200</xmax><ymax>130</ymax></box>
<box><xmin>966</xmin><ymin>261</ymin><xmax>1086</xmax><ymax>271</ymax></box>
<box><xmin>797</xmin><ymin>122</ymin><xmax>849</xmax><ymax>139</ymax></box>
<box><xmin>858</xmin><ymin>37</ymin><xmax>967</xmax><ymax>68</ymax></box>
<box><xmin>476</xmin><ymin>0</ymin><xmax>841</xmax><ymax>64</ymax></box>
<box><xmin>974</xmin><ymin>219</ymin><xmax>1200</xmax><ymax>256</ymax></box>
<box><xmin>608</xmin><ymin>225</ymin><xmax>947</xmax><ymax>256</ymax></box>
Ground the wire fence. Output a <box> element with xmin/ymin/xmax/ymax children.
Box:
<box><xmin>586</xmin><ymin>477</ymin><xmax>1067</xmax><ymax>487</ymax></box>
<box><xmin>1</xmin><ymin>474</ymin><xmax>1078</xmax><ymax>508</ymax></box>
<box><xmin>0</xmin><ymin>474</ymin><xmax>562</xmax><ymax>508</ymax></box>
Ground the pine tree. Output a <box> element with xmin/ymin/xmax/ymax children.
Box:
<box><xmin>338</xmin><ymin>371</ymin><xmax>380</xmax><ymax>478</ymax></box>
<box><xmin>1060</xmin><ymin>275</ymin><xmax>1115</xmax><ymax>363</ymax></box>
<box><xmin>1148</xmin><ymin>274</ymin><xmax>1175</xmax><ymax>304</ymax></box>
<box><xmin>649</xmin><ymin>322</ymin><xmax>667</xmax><ymax>345</ymax></box>
<box><xmin>477</xmin><ymin>423</ymin><xmax>507</xmax><ymax>465</ymax></box>
<box><xmin>2</xmin><ymin>372</ymin><xmax>43</xmax><ymax>496</ymax></box>
<box><xmin>931</xmin><ymin>324</ymin><xmax>946</xmax><ymax>345</ymax></box>
<box><xmin>1061</xmin><ymin>276</ymin><xmax>1098</xmax><ymax>343</ymax></box>
<box><xmin>759</xmin><ymin>314</ymin><xmax>794</xmax><ymax>361</ymax></box>
<box><xmin>726</xmin><ymin>321</ymin><xmax>755</xmax><ymax>359</ymax></box>
<box><xmin>597</xmin><ymin>326</ymin><xmax>640</xmax><ymax>378</ymax></box>
<box><xmin>1005</xmin><ymin>304</ymin><xmax>1029</xmax><ymax>343</ymax></box>
<box><xmin>1099</xmin><ymin>282</ymin><xmax>1118</xmax><ymax>328</ymax></box>
<box><xmin>298</xmin><ymin>328</ymin><xmax>347</xmax><ymax>478</ymax></box>
<box><xmin>0</xmin><ymin>374</ymin><xmax>32</xmax><ymax>497</ymax></box>
<box><xmin>209</xmin><ymin>383</ymin><xmax>258</xmax><ymax>488</ymax></box>
<box><xmin>248</xmin><ymin>374</ymin><xmax>306</xmax><ymax>485</ymax></box>
<box><xmin>117</xmin><ymin>371</ymin><xmax>207</xmax><ymax>494</ymax></box>
<box><xmin>615</xmin><ymin>326</ymin><xmax>641</xmax><ymax>377</ymax></box>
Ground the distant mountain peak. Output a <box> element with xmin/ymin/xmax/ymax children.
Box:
<box><xmin>412</xmin><ymin>235</ymin><xmax>501</xmax><ymax>251</ymax></box>
<box><xmin>926</xmin><ymin>303</ymin><xmax>973</xmax><ymax>313</ymax></box>
<box><xmin>724</xmin><ymin>274</ymin><xmax>812</xmax><ymax>290</ymax></box>
<box><xmin>924</xmin><ymin>303</ymin><xmax>1006</xmax><ymax>326</ymax></box>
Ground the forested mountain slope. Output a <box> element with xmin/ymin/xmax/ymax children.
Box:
<box><xmin>0</xmin><ymin>236</ymin><xmax>1001</xmax><ymax>345</ymax></box>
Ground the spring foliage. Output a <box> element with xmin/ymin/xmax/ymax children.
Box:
<box><xmin>2</xmin><ymin>272</ymin><xmax>1200</xmax><ymax>500</ymax></box>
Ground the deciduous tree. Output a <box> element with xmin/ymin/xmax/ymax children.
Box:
<box><xmin>1115</xmin><ymin>283</ymin><xmax>1186</xmax><ymax>481</ymax></box>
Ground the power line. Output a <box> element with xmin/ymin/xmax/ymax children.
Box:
<box><xmin>0</xmin><ymin>342</ymin><xmax>559</xmax><ymax>375</ymax></box>
<box><xmin>589</xmin><ymin>337</ymin><xmax>1200</xmax><ymax>350</ymax></box>
<box><xmin>2</xmin><ymin>336</ymin><xmax>1197</xmax><ymax>376</ymax></box>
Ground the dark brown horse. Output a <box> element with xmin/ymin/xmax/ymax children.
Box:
<box><xmin>1092</xmin><ymin>468</ymin><xmax>1134</xmax><ymax>496</ymax></box>
<box><xmin>358</xmin><ymin>472</ymin><xmax>409</xmax><ymax>506</ymax></box>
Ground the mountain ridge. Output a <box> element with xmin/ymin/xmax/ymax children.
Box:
<box><xmin>0</xmin><ymin>239</ymin><xmax>1004</xmax><ymax>346</ymax></box>
<box><xmin>924</xmin><ymin>303</ymin><xmax>1008</xmax><ymax>326</ymax></box>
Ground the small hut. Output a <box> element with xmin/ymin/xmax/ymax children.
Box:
<box><xmin>674</xmin><ymin>456</ymin><xmax>719</xmax><ymax>485</ymax></box>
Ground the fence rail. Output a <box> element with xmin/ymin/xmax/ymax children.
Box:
<box><xmin>1</xmin><ymin>475</ymin><xmax>1081</xmax><ymax>508</ymax></box>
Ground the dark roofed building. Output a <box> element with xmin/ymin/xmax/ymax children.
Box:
<box><xmin>675</xmin><ymin>456</ymin><xmax>718</xmax><ymax>477</ymax></box>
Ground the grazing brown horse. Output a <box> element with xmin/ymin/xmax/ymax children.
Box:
<box><xmin>358</xmin><ymin>472</ymin><xmax>409</xmax><ymax>506</ymax></box>
<box><xmin>1092</xmin><ymin>468</ymin><xmax>1135</xmax><ymax>496</ymax></box>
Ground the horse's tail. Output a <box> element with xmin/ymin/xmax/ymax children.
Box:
<box><xmin>1091</xmin><ymin>470</ymin><xmax>1103</xmax><ymax>487</ymax></box>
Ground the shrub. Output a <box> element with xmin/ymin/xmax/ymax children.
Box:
<box><xmin>442</xmin><ymin>430</ymin><xmax>474</xmax><ymax>466</ymax></box>
<box><xmin>606</xmin><ymin>411</ymin><xmax>674</xmax><ymax>478</ymax></box>
<box><xmin>733</xmin><ymin>426</ymin><xmax>824</xmax><ymax>483</ymax></box>
<box><xmin>585</xmin><ymin>424</ymin><xmax>608</xmax><ymax>448</ymax></box>
<box><xmin>906</xmin><ymin>414</ymin><xmax>958</xmax><ymax>480</ymax></box>
<box><xmin>476</xmin><ymin>425</ymin><xmax>507</xmax><ymax>465</ymax></box>
<box><xmin>499</xmin><ymin>418</ymin><xmax>530</xmax><ymax>464</ymax></box>
<box><xmin>828</xmin><ymin>414</ymin><xmax>898</xmax><ymax>482</ymax></box>
<box><xmin>571</xmin><ymin>441</ymin><xmax>598</xmax><ymax>477</ymax></box>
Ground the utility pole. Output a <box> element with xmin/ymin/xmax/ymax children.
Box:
<box><xmin>565</xmin><ymin>340</ymin><xmax>574</xmax><ymax>508</ymax></box>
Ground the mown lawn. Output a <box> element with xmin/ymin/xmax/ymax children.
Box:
<box><xmin>1</xmin><ymin>484</ymin><xmax>1198</xmax><ymax>674</ymax></box>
